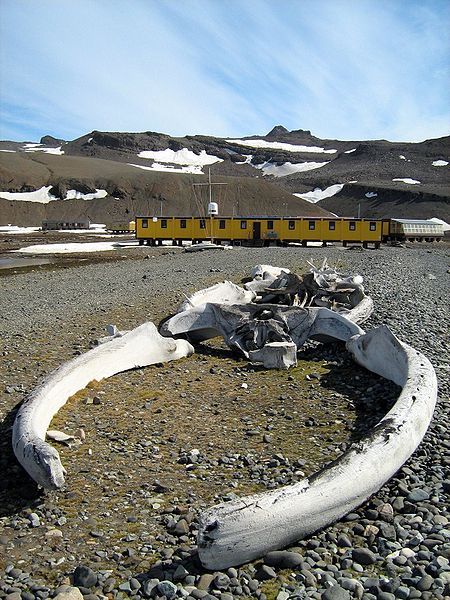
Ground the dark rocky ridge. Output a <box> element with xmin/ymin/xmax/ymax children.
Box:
<box><xmin>0</xmin><ymin>126</ymin><xmax>448</xmax><ymax>226</ymax></box>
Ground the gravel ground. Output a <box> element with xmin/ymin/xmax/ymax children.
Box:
<box><xmin>0</xmin><ymin>243</ymin><xmax>449</xmax><ymax>600</ymax></box>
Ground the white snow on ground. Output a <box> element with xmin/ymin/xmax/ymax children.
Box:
<box><xmin>430</xmin><ymin>217</ymin><xmax>450</xmax><ymax>231</ymax></box>
<box><xmin>0</xmin><ymin>226</ymin><xmax>41</xmax><ymax>234</ymax></box>
<box><xmin>399</xmin><ymin>155</ymin><xmax>406</xmax><ymax>160</ymax></box>
<box><xmin>0</xmin><ymin>149</ymin><xmax>16</xmax><ymax>153</ymax></box>
<box><xmin>365</xmin><ymin>192</ymin><xmax>378</xmax><ymax>198</ymax></box>
<box><xmin>128</xmin><ymin>162</ymin><xmax>203</xmax><ymax>175</ymax></box>
<box><xmin>236</xmin><ymin>154</ymin><xmax>253</xmax><ymax>164</ymax></box>
<box><xmin>344</xmin><ymin>148</ymin><xmax>356</xmax><ymax>154</ymax></box>
<box><xmin>23</xmin><ymin>143</ymin><xmax>64</xmax><ymax>155</ymax></box>
<box><xmin>12</xmin><ymin>240</ymin><xmax>139</xmax><ymax>254</ymax></box>
<box><xmin>392</xmin><ymin>178</ymin><xmax>421</xmax><ymax>184</ymax></box>
<box><xmin>293</xmin><ymin>184</ymin><xmax>345</xmax><ymax>203</ymax></box>
<box><xmin>138</xmin><ymin>148</ymin><xmax>223</xmax><ymax>166</ymax></box>
<box><xmin>234</xmin><ymin>154</ymin><xmax>328</xmax><ymax>175</ymax></box>
<box><xmin>256</xmin><ymin>161</ymin><xmax>330</xmax><ymax>177</ymax></box>
<box><xmin>226</xmin><ymin>139</ymin><xmax>337</xmax><ymax>154</ymax></box>
<box><xmin>0</xmin><ymin>186</ymin><xmax>56</xmax><ymax>203</ymax></box>
<box><xmin>0</xmin><ymin>187</ymin><xmax>108</xmax><ymax>203</ymax></box>
<box><xmin>432</xmin><ymin>160</ymin><xmax>448</xmax><ymax>166</ymax></box>
<box><xmin>65</xmin><ymin>189</ymin><xmax>108</xmax><ymax>200</ymax></box>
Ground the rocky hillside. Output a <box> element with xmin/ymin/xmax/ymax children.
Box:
<box><xmin>0</xmin><ymin>126</ymin><xmax>448</xmax><ymax>226</ymax></box>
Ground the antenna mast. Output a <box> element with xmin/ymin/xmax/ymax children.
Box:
<box><xmin>193</xmin><ymin>168</ymin><xmax>227</xmax><ymax>243</ymax></box>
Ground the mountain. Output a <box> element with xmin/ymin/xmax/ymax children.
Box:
<box><xmin>0</xmin><ymin>126</ymin><xmax>448</xmax><ymax>226</ymax></box>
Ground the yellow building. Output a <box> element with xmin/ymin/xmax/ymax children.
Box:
<box><xmin>135</xmin><ymin>216</ymin><xmax>383</xmax><ymax>247</ymax></box>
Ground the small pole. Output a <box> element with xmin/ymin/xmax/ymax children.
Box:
<box><xmin>209</xmin><ymin>169</ymin><xmax>213</xmax><ymax>243</ymax></box>
<box><xmin>192</xmin><ymin>169</ymin><xmax>227</xmax><ymax>245</ymax></box>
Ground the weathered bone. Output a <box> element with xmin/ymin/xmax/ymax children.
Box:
<box><xmin>161</xmin><ymin>303</ymin><xmax>364</xmax><ymax>364</ymax></box>
<box><xmin>245</xmin><ymin>263</ymin><xmax>373</xmax><ymax>323</ymax></box>
<box><xmin>251</xmin><ymin>264</ymin><xmax>290</xmax><ymax>279</ymax></box>
<box><xmin>179</xmin><ymin>281</ymin><xmax>255</xmax><ymax>312</ymax></box>
<box><xmin>197</xmin><ymin>325</ymin><xmax>437</xmax><ymax>568</ymax></box>
<box><xmin>12</xmin><ymin>323</ymin><xmax>194</xmax><ymax>490</ymax></box>
<box><xmin>248</xmin><ymin>341</ymin><xmax>298</xmax><ymax>369</ymax></box>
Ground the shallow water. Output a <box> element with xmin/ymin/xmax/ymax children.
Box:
<box><xmin>0</xmin><ymin>255</ymin><xmax>54</xmax><ymax>270</ymax></box>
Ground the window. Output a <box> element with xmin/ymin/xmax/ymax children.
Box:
<box><xmin>142</xmin><ymin>219</ymin><xmax>148</xmax><ymax>228</ymax></box>
<box><xmin>219</xmin><ymin>219</ymin><xmax>226</xmax><ymax>230</ymax></box>
<box><xmin>349</xmin><ymin>221</ymin><xmax>356</xmax><ymax>231</ymax></box>
<box><xmin>329</xmin><ymin>221</ymin><xmax>335</xmax><ymax>230</ymax></box>
<box><xmin>199</xmin><ymin>219</ymin><xmax>206</xmax><ymax>229</ymax></box>
<box><xmin>308</xmin><ymin>221</ymin><xmax>316</xmax><ymax>230</ymax></box>
<box><xmin>161</xmin><ymin>219</ymin><xmax>167</xmax><ymax>229</ymax></box>
<box><xmin>240</xmin><ymin>220</ymin><xmax>247</xmax><ymax>230</ymax></box>
<box><xmin>267</xmin><ymin>220</ymin><xmax>274</xmax><ymax>229</ymax></box>
<box><xmin>369</xmin><ymin>222</ymin><xmax>377</xmax><ymax>231</ymax></box>
<box><xmin>288</xmin><ymin>220</ymin><xmax>295</xmax><ymax>230</ymax></box>
<box><xmin>180</xmin><ymin>219</ymin><xmax>187</xmax><ymax>229</ymax></box>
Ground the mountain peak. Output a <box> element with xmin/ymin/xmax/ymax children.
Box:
<box><xmin>266</xmin><ymin>125</ymin><xmax>289</xmax><ymax>138</ymax></box>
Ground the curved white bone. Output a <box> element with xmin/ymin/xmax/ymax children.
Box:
<box><xmin>251</xmin><ymin>264</ymin><xmax>290</xmax><ymax>279</ymax></box>
<box><xmin>180</xmin><ymin>281</ymin><xmax>255</xmax><ymax>312</ymax></box>
<box><xmin>197</xmin><ymin>325</ymin><xmax>437</xmax><ymax>568</ymax></box>
<box><xmin>12</xmin><ymin>323</ymin><xmax>194</xmax><ymax>490</ymax></box>
<box><xmin>161</xmin><ymin>303</ymin><xmax>364</xmax><ymax>349</ymax></box>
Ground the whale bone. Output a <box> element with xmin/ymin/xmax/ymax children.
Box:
<box><xmin>12</xmin><ymin>322</ymin><xmax>194</xmax><ymax>489</ymax></box>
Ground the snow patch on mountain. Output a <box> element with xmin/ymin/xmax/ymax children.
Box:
<box><xmin>128</xmin><ymin>162</ymin><xmax>203</xmax><ymax>175</ymax></box>
<box><xmin>344</xmin><ymin>148</ymin><xmax>356</xmax><ymax>154</ymax></box>
<box><xmin>236</xmin><ymin>154</ymin><xmax>253</xmax><ymax>164</ymax></box>
<box><xmin>293</xmin><ymin>184</ymin><xmax>345</xmax><ymax>203</ymax></box>
<box><xmin>138</xmin><ymin>148</ymin><xmax>222</xmax><ymax>166</ymax></box>
<box><xmin>432</xmin><ymin>160</ymin><xmax>448</xmax><ymax>166</ymax></box>
<box><xmin>392</xmin><ymin>178</ymin><xmax>421</xmax><ymax>184</ymax></box>
<box><xmin>23</xmin><ymin>143</ymin><xmax>64</xmax><ymax>155</ymax></box>
<box><xmin>0</xmin><ymin>149</ymin><xmax>16</xmax><ymax>153</ymax></box>
<box><xmin>365</xmin><ymin>192</ymin><xmax>378</xmax><ymax>198</ymax></box>
<box><xmin>65</xmin><ymin>189</ymin><xmax>108</xmax><ymax>200</ymax></box>
<box><xmin>256</xmin><ymin>161</ymin><xmax>330</xmax><ymax>177</ymax></box>
<box><xmin>0</xmin><ymin>186</ymin><xmax>57</xmax><ymax>203</ymax></box>
<box><xmin>0</xmin><ymin>187</ymin><xmax>108</xmax><ymax>203</ymax></box>
<box><xmin>226</xmin><ymin>138</ymin><xmax>337</xmax><ymax>154</ymax></box>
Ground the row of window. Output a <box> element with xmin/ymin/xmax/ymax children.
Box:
<box><xmin>141</xmin><ymin>219</ymin><xmax>378</xmax><ymax>231</ymax></box>
<box><xmin>402</xmin><ymin>225</ymin><xmax>440</xmax><ymax>232</ymax></box>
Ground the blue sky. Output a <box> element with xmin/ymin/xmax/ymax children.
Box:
<box><xmin>1</xmin><ymin>0</ymin><xmax>449</xmax><ymax>142</ymax></box>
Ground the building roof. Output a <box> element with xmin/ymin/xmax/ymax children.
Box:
<box><xmin>391</xmin><ymin>218</ymin><xmax>443</xmax><ymax>226</ymax></box>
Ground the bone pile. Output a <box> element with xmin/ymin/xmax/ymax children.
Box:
<box><xmin>161</xmin><ymin>261</ymin><xmax>373</xmax><ymax>369</ymax></box>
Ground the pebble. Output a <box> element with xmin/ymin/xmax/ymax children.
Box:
<box><xmin>321</xmin><ymin>584</ymin><xmax>351</xmax><ymax>600</ymax></box>
<box><xmin>0</xmin><ymin>246</ymin><xmax>448</xmax><ymax>600</ymax></box>
<box><xmin>72</xmin><ymin>566</ymin><xmax>97</xmax><ymax>588</ymax></box>
<box><xmin>53</xmin><ymin>589</ymin><xmax>84</xmax><ymax>600</ymax></box>
<box><xmin>264</xmin><ymin>550</ymin><xmax>303</xmax><ymax>568</ymax></box>
<box><xmin>352</xmin><ymin>548</ymin><xmax>377</xmax><ymax>565</ymax></box>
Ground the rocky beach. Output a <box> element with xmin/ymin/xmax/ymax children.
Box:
<box><xmin>0</xmin><ymin>243</ymin><xmax>449</xmax><ymax>600</ymax></box>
